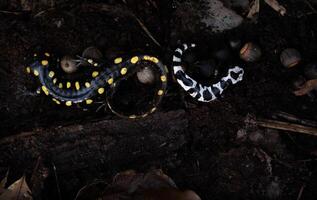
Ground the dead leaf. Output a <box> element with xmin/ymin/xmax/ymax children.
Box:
<box><xmin>0</xmin><ymin>176</ymin><xmax>32</xmax><ymax>200</ymax></box>
<box><xmin>20</xmin><ymin>0</ymin><xmax>32</xmax><ymax>11</ymax></box>
<box><xmin>247</xmin><ymin>0</ymin><xmax>260</xmax><ymax>19</ymax></box>
<box><xmin>294</xmin><ymin>79</ymin><xmax>317</xmax><ymax>96</ymax></box>
<box><xmin>264</xmin><ymin>0</ymin><xmax>286</xmax><ymax>16</ymax></box>
<box><xmin>0</xmin><ymin>169</ymin><xmax>9</xmax><ymax>188</ymax></box>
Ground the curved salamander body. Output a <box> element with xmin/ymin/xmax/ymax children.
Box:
<box><xmin>172</xmin><ymin>43</ymin><xmax>244</xmax><ymax>102</ymax></box>
<box><xmin>26</xmin><ymin>53</ymin><xmax>168</xmax><ymax>118</ymax></box>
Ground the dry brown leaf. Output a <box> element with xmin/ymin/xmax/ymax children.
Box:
<box><xmin>264</xmin><ymin>0</ymin><xmax>286</xmax><ymax>16</ymax></box>
<box><xmin>294</xmin><ymin>79</ymin><xmax>317</xmax><ymax>96</ymax></box>
<box><xmin>0</xmin><ymin>169</ymin><xmax>9</xmax><ymax>188</ymax></box>
<box><xmin>247</xmin><ymin>0</ymin><xmax>260</xmax><ymax>19</ymax></box>
<box><xmin>20</xmin><ymin>0</ymin><xmax>32</xmax><ymax>11</ymax></box>
<box><xmin>0</xmin><ymin>176</ymin><xmax>32</xmax><ymax>200</ymax></box>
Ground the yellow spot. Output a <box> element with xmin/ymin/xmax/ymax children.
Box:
<box><xmin>129</xmin><ymin>115</ymin><xmax>137</xmax><ymax>119</ymax></box>
<box><xmin>36</xmin><ymin>90</ymin><xmax>41</xmax><ymax>94</ymax></box>
<box><xmin>151</xmin><ymin>57</ymin><xmax>159</xmax><ymax>63</ymax></box>
<box><xmin>41</xmin><ymin>86</ymin><xmax>49</xmax><ymax>95</ymax></box>
<box><xmin>92</xmin><ymin>71</ymin><xmax>99</xmax><ymax>78</ymax></box>
<box><xmin>58</xmin><ymin>83</ymin><xmax>63</xmax><ymax>88</ymax></box>
<box><xmin>75</xmin><ymin>81</ymin><xmax>80</xmax><ymax>90</ymax></box>
<box><xmin>88</xmin><ymin>59</ymin><xmax>93</xmax><ymax>64</ymax></box>
<box><xmin>33</xmin><ymin>70</ymin><xmax>39</xmax><ymax>76</ymax></box>
<box><xmin>65</xmin><ymin>101</ymin><xmax>72</xmax><ymax>106</ymax></box>
<box><xmin>143</xmin><ymin>56</ymin><xmax>159</xmax><ymax>63</ymax></box>
<box><xmin>157</xmin><ymin>90</ymin><xmax>164</xmax><ymax>96</ymax></box>
<box><xmin>114</xmin><ymin>57</ymin><xmax>122</xmax><ymax>64</ymax></box>
<box><xmin>85</xmin><ymin>82</ymin><xmax>91</xmax><ymax>88</ymax></box>
<box><xmin>93</xmin><ymin>63</ymin><xmax>98</xmax><ymax>67</ymax></box>
<box><xmin>53</xmin><ymin>78</ymin><xmax>57</xmax><ymax>84</ymax></box>
<box><xmin>26</xmin><ymin>67</ymin><xmax>31</xmax><ymax>74</ymax></box>
<box><xmin>48</xmin><ymin>71</ymin><xmax>55</xmax><ymax>78</ymax></box>
<box><xmin>107</xmin><ymin>78</ymin><xmax>113</xmax><ymax>85</ymax></box>
<box><xmin>151</xmin><ymin>107</ymin><xmax>157</xmax><ymax>113</ymax></box>
<box><xmin>66</xmin><ymin>82</ymin><xmax>71</xmax><ymax>88</ymax></box>
<box><xmin>34</xmin><ymin>53</ymin><xmax>37</xmax><ymax>57</ymax></box>
<box><xmin>86</xmin><ymin>99</ymin><xmax>93</xmax><ymax>104</ymax></box>
<box><xmin>45</xmin><ymin>52</ymin><xmax>50</xmax><ymax>57</ymax></box>
<box><xmin>98</xmin><ymin>87</ymin><xmax>105</xmax><ymax>94</ymax></box>
<box><xmin>52</xmin><ymin>98</ymin><xmax>61</xmax><ymax>105</ymax></box>
<box><xmin>120</xmin><ymin>67</ymin><xmax>127</xmax><ymax>75</ymax></box>
<box><xmin>160</xmin><ymin>75</ymin><xmax>167</xmax><ymax>82</ymax></box>
<box><xmin>131</xmin><ymin>56</ymin><xmax>139</xmax><ymax>64</ymax></box>
<box><xmin>41</xmin><ymin>60</ymin><xmax>48</xmax><ymax>66</ymax></box>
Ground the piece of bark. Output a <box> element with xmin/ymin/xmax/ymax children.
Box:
<box><xmin>0</xmin><ymin>110</ymin><xmax>188</xmax><ymax>174</ymax></box>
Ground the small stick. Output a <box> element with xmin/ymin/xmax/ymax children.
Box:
<box><xmin>121</xmin><ymin>0</ymin><xmax>162</xmax><ymax>47</ymax></box>
<box><xmin>272</xmin><ymin>111</ymin><xmax>317</xmax><ymax>127</ymax></box>
<box><xmin>303</xmin><ymin>0</ymin><xmax>317</xmax><ymax>14</ymax></box>
<box><xmin>133</xmin><ymin>15</ymin><xmax>162</xmax><ymax>48</ymax></box>
<box><xmin>0</xmin><ymin>10</ymin><xmax>26</xmax><ymax>15</ymax></box>
<box><xmin>296</xmin><ymin>184</ymin><xmax>306</xmax><ymax>200</ymax></box>
<box><xmin>52</xmin><ymin>163</ymin><xmax>62</xmax><ymax>200</ymax></box>
<box><xmin>80</xmin><ymin>3</ymin><xmax>162</xmax><ymax>48</ymax></box>
<box><xmin>248</xmin><ymin>118</ymin><xmax>317</xmax><ymax>137</ymax></box>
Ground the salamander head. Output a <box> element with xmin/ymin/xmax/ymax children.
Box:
<box><xmin>25</xmin><ymin>52</ymin><xmax>52</xmax><ymax>76</ymax></box>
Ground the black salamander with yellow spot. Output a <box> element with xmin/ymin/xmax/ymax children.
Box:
<box><xmin>26</xmin><ymin>52</ymin><xmax>168</xmax><ymax>118</ymax></box>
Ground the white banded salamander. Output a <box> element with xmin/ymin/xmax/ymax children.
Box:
<box><xmin>25</xmin><ymin>52</ymin><xmax>168</xmax><ymax>119</ymax></box>
<box><xmin>173</xmin><ymin>43</ymin><xmax>244</xmax><ymax>102</ymax></box>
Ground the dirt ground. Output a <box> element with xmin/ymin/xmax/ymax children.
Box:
<box><xmin>0</xmin><ymin>0</ymin><xmax>317</xmax><ymax>199</ymax></box>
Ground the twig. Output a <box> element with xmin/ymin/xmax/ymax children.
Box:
<box><xmin>272</xmin><ymin>111</ymin><xmax>317</xmax><ymax>127</ymax></box>
<box><xmin>80</xmin><ymin>3</ymin><xmax>162</xmax><ymax>48</ymax></box>
<box><xmin>296</xmin><ymin>172</ymin><xmax>312</xmax><ymax>200</ymax></box>
<box><xmin>247</xmin><ymin>118</ymin><xmax>317</xmax><ymax>137</ymax></box>
<box><xmin>52</xmin><ymin>163</ymin><xmax>62</xmax><ymax>200</ymax></box>
<box><xmin>133</xmin><ymin>15</ymin><xmax>162</xmax><ymax>47</ymax></box>
<box><xmin>0</xmin><ymin>10</ymin><xmax>26</xmax><ymax>15</ymax></box>
<box><xmin>303</xmin><ymin>0</ymin><xmax>317</xmax><ymax>14</ymax></box>
<box><xmin>296</xmin><ymin>184</ymin><xmax>306</xmax><ymax>200</ymax></box>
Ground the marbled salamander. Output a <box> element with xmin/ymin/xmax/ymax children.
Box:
<box><xmin>173</xmin><ymin>43</ymin><xmax>244</xmax><ymax>102</ymax></box>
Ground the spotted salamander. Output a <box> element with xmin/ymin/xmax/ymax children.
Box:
<box><xmin>26</xmin><ymin>52</ymin><xmax>168</xmax><ymax>119</ymax></box>
<box><xmin>173</xmin><ymin>43</ymin><xmax>244</xmax><ymax>102</ymax></box>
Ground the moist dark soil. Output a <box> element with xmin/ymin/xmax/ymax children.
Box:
<box><xmin>0</xmin><ymin>0</ymin><xmax>317</xmax><ymax>199</ymax></box>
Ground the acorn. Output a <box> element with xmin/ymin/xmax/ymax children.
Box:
<box><xmin>280</xmin><ymin>48</ymin><xmax>301</xmax><ymax>68</ymax></box>
<box><xmin>137</xmin><ymin>66</ymin><xmax>156</xmax><ymax>84</ymax></box>
<box><xmin>82</xmin><ymin>46</ymin><xmax>103</xmax><ymax>60</ymax></box>
<box><xmin>60</xmin><ymin>55</ymin><xmax>78</xmax><ymax>74</ymax></box>
<box><xmin>304</xmin><ymin>63</ymin><xmax>317</xmax><ymax>80</ymax></box>
<box><xmin>239</xmin><ymin>42</ymin><xmax>261</xmax><ymax>62</ymax></box>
